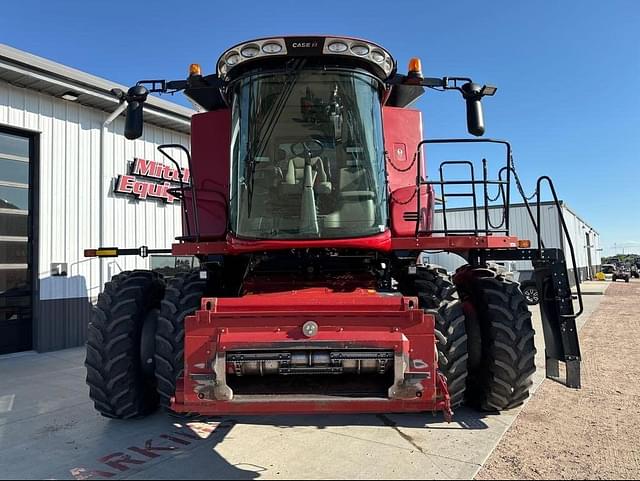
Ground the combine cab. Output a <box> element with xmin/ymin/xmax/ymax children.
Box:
<box><xmin>85</xmin><ymin>36</ymin><xmax>582</xmax><ymax>420</ymax></box>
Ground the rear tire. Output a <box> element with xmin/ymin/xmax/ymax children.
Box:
<box><xmin>155</xmin><ymin>270</ymin><xmax>207</xmax><ymax>411</ymax></box>
<box><xmin>85</xmin><ymin>270</ymin><xmax>165</xmax><ymax>419</ymax></box>
<box><xmin>399</xmin><ymin>266</ymin><xmax>468</xmax><ymax>407</ymax></box>
<box><xmin>454</xmin><ymin>266</ymin><xmax>537</xmax><ymax>411</ymax></box>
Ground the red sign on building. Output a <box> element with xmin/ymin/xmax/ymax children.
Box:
<box><xmin>114</xmin><ymin>158</ymin><xmax>190</xmax><ymax>204</ymax></box>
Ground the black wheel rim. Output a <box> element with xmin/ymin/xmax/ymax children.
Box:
<box><xmin>523</xmin><ymin>287</ymin><xmax>539</xmax><ymax>304</ymax></box>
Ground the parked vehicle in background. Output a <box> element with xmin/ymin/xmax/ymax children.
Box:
<box><xmin>601</xmin><ymin>264</ymin><xmax>615</xmax><ymax>275</ymax></box>
<box><xmin>612</xmin><ymin>266</ymin><xmax>630</xmax><ymax>283</ymax></box>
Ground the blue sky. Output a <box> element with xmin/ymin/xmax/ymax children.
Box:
<box><xmin>2</xmin><ymin>0</ymin><xmax>639</xmax><ymax>255</ymax></box>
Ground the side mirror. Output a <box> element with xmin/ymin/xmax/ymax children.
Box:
<box><xmin>124</xmin><ymin>85</ymin><xmax>149</xmax><ymax>140</ymax></box>
<box><xmin>461</xmin><ymin>82</ymin><xmax>485</xmax><ymax>136</ymax></box>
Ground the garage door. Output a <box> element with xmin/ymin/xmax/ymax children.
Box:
<box><xmin>0</xmin><ymin>129</ymin><xmax>32</xmax><ymax>355</ymax></box>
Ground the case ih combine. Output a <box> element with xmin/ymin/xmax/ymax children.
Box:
<box><xmin>85</xmin><ymin>36</ymin><xmax>583</xmax><ymax>420</ymax></box>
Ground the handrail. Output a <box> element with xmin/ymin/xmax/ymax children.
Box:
<box><xmin>414</xmin><ymin>138</ymin><xmax>513</xmax><ymax>237</ymax></box>
<box><xmin>536</xmin><ymin>176</ymin><xmax>584</xmax><ymax>318</ymax></box>
<box><xmin>409</xmin><ymin>138</ymin><xmax>583</xmax><ymax>323</ymax></box>
<box><xmin>157</xmin><ymin>144</ymin><xmax>200</xmax><ymax>241</ymax></box>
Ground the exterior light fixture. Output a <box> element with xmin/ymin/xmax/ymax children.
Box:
<box><xmin>217</xmin><ymin>36</ymin><xmax>395</xmax><ymax>79</ymax></box>
<box><xmin>61</xmin><ymin>91</ymin><xmax>79</xmax><ymax>101</ymax></box>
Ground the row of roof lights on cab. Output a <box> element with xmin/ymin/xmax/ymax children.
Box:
<box><xmin>327</xmin><ymin>41</ymin><xmax>383</xmax><ymax>61</ymax></box>
<box><xmin>324</xmin><ymin>38</ymin><xmax>394</xmax><ymax>76</ymax></box>
<box><xmin>216</xmin><ymin>37</ymin><xmax>394</xmax><ymax>78</ymax></box>
<box><xmin>218</xmin><ymin>40</ymin><xmax>286</xmax><ymax>76</ymax></box>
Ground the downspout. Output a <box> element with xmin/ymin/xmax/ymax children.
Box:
<box><xmin>98</xmin><ymin>100</ymin><xmax>128</xmax><ymax>288</ymax></box>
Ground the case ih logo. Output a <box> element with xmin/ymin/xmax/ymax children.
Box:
<box><xmin>285</xmin><ymin>37</ymin><xmax>323</xmax><ymax>55</ymax></box>
<box><xmin>292</xmin><ymin>41</ymin><xmax>319</xmax><ymax>48</ymax></box>
<box><xmin>114</xmin><ymin>158</ymin><xmax>190</xmax><ymax>204</ymax></box>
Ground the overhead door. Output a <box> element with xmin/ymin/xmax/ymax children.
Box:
<box><xmin>0</xmin><ymin>129</ymin><xmax>33</xmax><ymax>354</ymax></box>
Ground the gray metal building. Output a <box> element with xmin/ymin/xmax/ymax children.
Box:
<box><xmin>0</xmin><ymin>44</ymin><xmax>194</xmax><ymax>354</ymax></box>
<box><xmin>424</xmin><ymin>201</ymin><xmax>601</xmax><ymax>285</ymax></box>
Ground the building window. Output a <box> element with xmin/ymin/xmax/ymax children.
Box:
<box><xmin>0</xmin><ymin>130</ymin><xmax>32</xmax><ymax>354</ymax></box>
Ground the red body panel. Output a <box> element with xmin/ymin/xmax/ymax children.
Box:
<box><xmin>383</xmin><ymin>106</ymin><xmax>435</xmax><ymax>236</ymax></box>
<box><xmin>173</xmin><ymin>233</ymin><xmax>520</xmax><ymax>255</ymax></box>
<box><xmin>185</xmin><ymin>110</ymin><xmax>231</xmax><ymax>240</ymax></box>
<box><xmin>392</xmin><ymin>235</ymin><xmax>520</xmax><ymax>250</ymax></box>
<box><xmin>173</xmin><ymin>230</ymin><xmax>393</xmax><ymax>255</ymax></box>
<box><xmin>171</xmin><ymin>289</ymin><xmax>452</xmax><ymax>416</ymax></box>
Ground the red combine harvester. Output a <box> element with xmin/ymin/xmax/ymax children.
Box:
<box><xmin>85</xmin><ymin>36</ymin><xmax>583</xmax><ymax>420</ymax></box>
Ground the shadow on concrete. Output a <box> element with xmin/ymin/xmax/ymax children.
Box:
<box><xmin>68</xmin><ymin>414</ymin><xmax>261</xmax><ymax>480</ymax></box>
<box><xmin>68</xmin><ymin>406</ymin><xmax>492</xmax><ymax>480</ymax></box>
<box><xmin>202</xmin><ymin>407</ymin><xmax>492</xmax><ymax>431</ymax></box>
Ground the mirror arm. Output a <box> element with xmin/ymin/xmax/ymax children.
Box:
<box><xmin>136</xmin><ymin>79</ymin><xmax>170</xmax><ymax>94</ymax></box>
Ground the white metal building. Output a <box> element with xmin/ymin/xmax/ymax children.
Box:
<box><xmin>0</xmin><ymin>44</ymin><xmax>194</xmax><ymax>354</ymax></box>
<box><xmin>424</xmin><ymin>201</ymin><xmax>601</xmax><ymax>284</ymax></box>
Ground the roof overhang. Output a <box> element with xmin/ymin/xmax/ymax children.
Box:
<box><xmin>0</xmin><ymin>43</ymin><xmax>194</xmax><ymax>134</ymax></box>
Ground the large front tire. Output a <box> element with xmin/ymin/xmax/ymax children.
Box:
<box><xmin>85</xmin><ymin>270</ymin><xmax>165</xmax><ymax>419</ymax></box>
<box><xmin>454</xmin><ymin>267</ymin><xmax>537</xmax><ymax>411</ymax></box>
<box><xmin>154</xmin><ymin>270</ymin><xmax>207</xmax><ymax>411</ymax></box>
<box><xmin>399</xmin><ymin>266</ymin><xmax>469</xmax><ymax>407</ymax></box>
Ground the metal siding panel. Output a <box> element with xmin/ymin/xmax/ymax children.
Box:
<box><xmin>36</xmin><ymin>297</ymin><xmax>92</xmax><ymax>351</ymax></box>
<box><xmin>8</xmin><ymin>84</ymin><xmax>25</xmax><ymax>126</ymax></box>
<box><xmin>65</xmin><ymin>102</ymin><xmax>80</xmax><ymax>299</ymax></box>
<box><xmin>140</xmin><ymin>122</ymin><xmax>157</xmax><ymax>271</ymax></box>
<box><xmin>24</xmin><ymin>92</ymin><xmax>39</xmax><ymax>131</ymax></box>
<box><xmin>0</xmin><ymin>81</ymin><xmax>8</xmax><ymax>123</ymax></box>
<box><xmin>76</xmin><ymin>107</ymin><xmax>93</xmax><ymax>293</ymax></box>
<box><xmin>38</xmin><ymin>95</ymin><xmax>53</xmax><ymax>281</ymax></box>
<box><xmin>115</xmin><ymin>117</ymin><xmax>134</xmax><ymax>272</ymax></box>
<box><xmin>562</xmin><ymin>205</ymin><xmax>584</xmax><ymax>268</ymax></box>
<box><xmin>51</xmin><ymin>99</ymin><xmax>67</xmax><ymax>289</ymax></box>
<box><xmin>89</xmin><ymin>115</ymin><xmax>102</xmax><ymax>297</ymax></box>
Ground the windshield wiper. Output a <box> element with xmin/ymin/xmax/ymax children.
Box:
<box><xmin>245</xmin><ymin>58</ymin><xmax>306</xmax><ymax>216</ymax></box>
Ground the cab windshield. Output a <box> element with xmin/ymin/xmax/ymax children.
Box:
<box><xmin>230</xmin><ymin>68</ymin><xmax>387</xmax><ymax>239</ymax></box>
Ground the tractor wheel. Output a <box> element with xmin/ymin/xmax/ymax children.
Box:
<box><xmin>155</xmin><ymin>270</ymin><xmax>207</xmax><ymax>411</ymax></box>
<box><xmin>399</xmin><ymin>266</ymin><xmax>468</xmax><ymax>407</ymax></box>
<box><xmin>454</xmin><ymin>266</ymin><xmax>537</xmax><ymax>412</ymax></box>
<box><xmin>85</xmin><ymin>270</ymin><xmax>165</xmax><ymax>419</ymax></box>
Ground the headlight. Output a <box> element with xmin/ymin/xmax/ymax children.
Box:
<box><xmin>226</xmin><ymin>53</ymin><xmax>241</xmax><ymax>66</ymax></box>
<box><xmin>371</xmin><ymin>50</ymin><xmax>385</xmax><ymax>63</ymax></box>
<box><xmin>327</xmin><ymin>41</ymin><xmax>348</xmax><ymax>53</ymax></box>
<box><xmin>351</xmin><ymin>44</ymin><xmax>370</xmax><ymax>56</ymax></box>
<box><xmin>262</xmin><ymin>42</ymin><xmax>283</xmax><ymax>54</ymax></box>
<box><xmin>241</xmin><ymin>45</ymin><xmax>260</xmax><ymax>58</ymax></box>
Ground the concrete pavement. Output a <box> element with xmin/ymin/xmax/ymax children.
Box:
<box><xmin>0</xmin><ymin>293</ymin><xmax>604</xmax><ymax>480</ymax></box>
